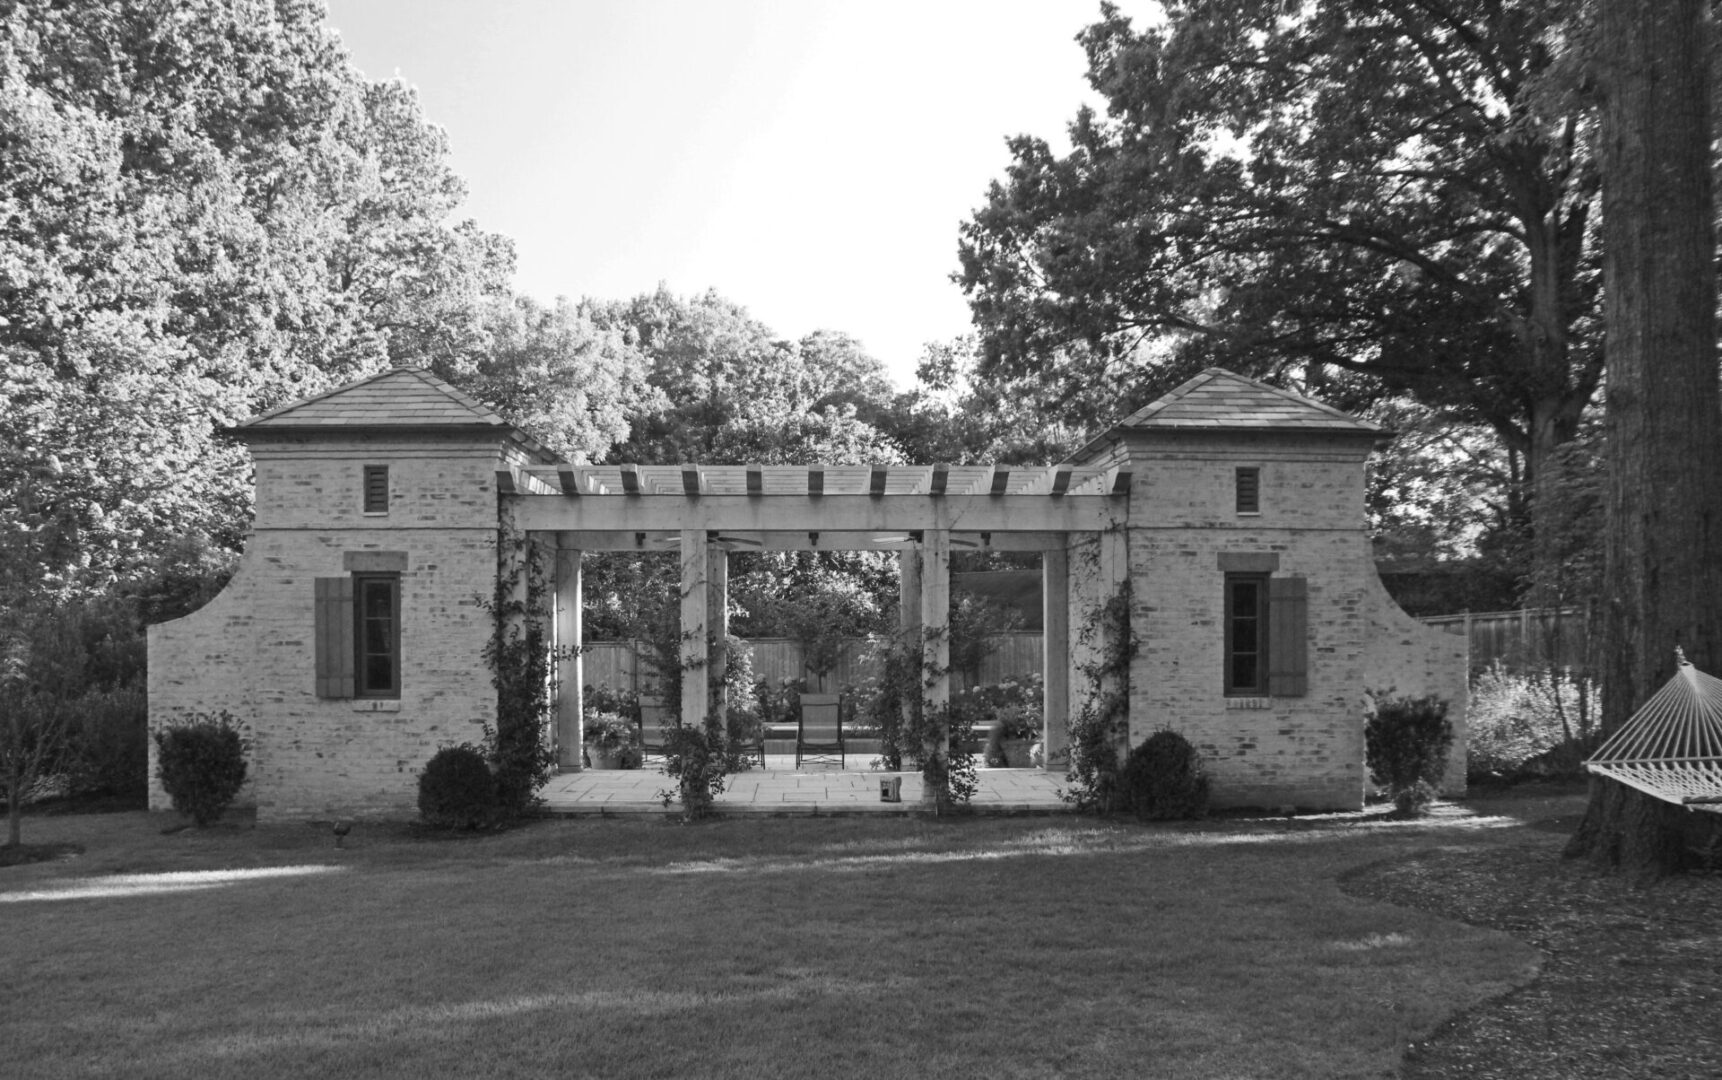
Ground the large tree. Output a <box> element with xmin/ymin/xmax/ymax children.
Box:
<box><xmin>957</xmin><ymin>0</ymin><xmax>1601</xmax><ymax>590</ymax></box>
<box><xmin>1564</xmin><ymin>0</ymin><xmax>1722</xmax><ymax>876</ymax></box>
<box><xmin>590</xmin><ymin>286</ymin><xmax>900</xmax><ymax>465</ymax></box>
<box><xmin>0</xmin><ymin>0</ymin><xmax>515</xmax><ymax>599</ymax></box>
<box><xmin>437</xmin><ymin>294</ymin><xmax>658</xmax><ymax>463</ymax></box>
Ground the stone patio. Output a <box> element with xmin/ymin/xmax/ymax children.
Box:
<box><xmin>540</xmin><ymin>759</ymin><xmax>1068</xmax><ymax>815</ymax></box>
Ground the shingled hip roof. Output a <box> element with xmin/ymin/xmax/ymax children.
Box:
<box><xmin>229</xmin><ymin>364</ymin><xmax>556</xmax><ymax>462</ymax></box>
<box><xmin>1065</xmin><ymin>368</ymin><xmax>1389</xmax><ymax>463</ymax></box>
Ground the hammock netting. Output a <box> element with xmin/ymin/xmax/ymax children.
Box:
<box><xmin>1585</xmin><ymin>652</ymin><xmax>1722</xmax><ymax>813</ymax></box>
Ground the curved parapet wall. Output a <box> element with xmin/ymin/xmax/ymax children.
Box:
<box><xmin>147</xmin><ymin>434</ymin><xmax>517</xmax><ymax>821</ymax></box>
<box><xmin>1357</xmin><ymin>554</ymin><xmax>1470</xmax><ymax>797</ymax></box>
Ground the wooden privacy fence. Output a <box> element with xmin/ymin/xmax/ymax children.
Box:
<box><xmin>582</xmin><ymin>632</ymin><xmax>1046</xmax><ymax>695</ymax></box>
<box><xmin>583</xmin><ymin>610</ymin><xmax>1584</xmax><ymax>692</ymax></box>
<box><xmin>1418</xmin><ymin>608</ymin><xmax>1589</xmax><ymax>673</ymax></box>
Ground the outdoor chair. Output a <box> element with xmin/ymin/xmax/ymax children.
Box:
<box><xmin>796</xmin><ymin>693</ymin><xmax>845</xmax><ymax>769</ymax></box>
<box><xmin>637</xmin><ymin>697</ymin><xmax>675</xmax><ymax>763</ymax></box>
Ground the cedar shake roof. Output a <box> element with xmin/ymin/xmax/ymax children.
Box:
<box><xmin>1066</xmin><ymin>368</ymin><xmax>1387</xmax><ymax>463</ymax></box>
<box><xmin>238</xmin><ymin>365</ymin><xmax>509</xmax><ymax>429</ymax></box>
<box><xmin>232</xmin><ymin>364</ymin><xmax>557</xmax><ymax>462</ymax></box>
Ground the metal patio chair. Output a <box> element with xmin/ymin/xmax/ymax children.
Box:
<box><xmin>796</xmin><ymin>693</ymin><xmax>845</xmax><ymax>769</ymax></box>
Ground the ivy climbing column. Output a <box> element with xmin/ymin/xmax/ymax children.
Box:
<box><xmin>707</xmin><ymin>539</ymin><xmax>728</xmax><ymax>723</ymax></box>
<box><xmin>920</xmin><ymin>529</ymin><xmax>951</xmax><ymax>807</ymax></box>
<box><xmin>1097</xmin><ymin>528</ymin><xmax>1132</xmax><ymax>753</ymax></box>
<box><xmin>679</xmin><ymin>528</ymin><xmax>709</xmax><ymax>726</ymax></box>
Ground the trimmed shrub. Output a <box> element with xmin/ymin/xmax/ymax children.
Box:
<box><xmin>153</xmin><ymin>711</ymin><xmax>248</xmax><ymax>826</ymax></box>
<box><xmin>1118</xmin><ymin>729</ymin><xmax>1210</xmax><ymax>820</ymax></box>
<box><xmin>1365</xmin><ymin>693</ymin><xmax>1453</xmax><ymax>816</ymax></box>
<box><xmin>417</xmin><ymin>744</ymin><xmax>498</xmax><ymax>829</ymax></box>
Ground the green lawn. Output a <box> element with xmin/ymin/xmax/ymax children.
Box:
<box><xmin>1</xmin><ymin>807</ymin><xmax>1542</xmax><ymax>1079</ymax></box>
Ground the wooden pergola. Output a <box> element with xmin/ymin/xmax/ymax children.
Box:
<box><xmin>499</xmin><ymin>462</ymin><xmax>1133</xmax><ymax>775</ymax></box>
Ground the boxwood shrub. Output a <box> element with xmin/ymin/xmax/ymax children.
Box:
<box><xmin>1119</xmin><ymin>729</ymin><xmax>1209</xmax><ymax>820</ymax></box>
<box><xmin>417</xmin><ymin>744</ymin><xmax>499</xmax><ymax>829</ymax></box>
<box><xmin>153</xmin><ymin>711</ymin><xmax>248</xmax><ymax>826</ymax></box>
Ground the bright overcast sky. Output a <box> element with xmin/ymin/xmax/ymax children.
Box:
<box><xmin>323</xmin><ymin>0</ymin><xmax>1160</xmax><ymax>388</ymax></box>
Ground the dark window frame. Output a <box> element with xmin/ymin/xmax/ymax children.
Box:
<box><xmin>1235</xmin><ymin>466</ymin><xmax>1261</xmax><ymax>514</ymax></box>
<box><xmin>362</xmin><ymin>465</ymin><xmax>390</xmax><ymax>514</ymax></box>
<box><xmin>1224</xmin><ymin>572</ymin><xmax>1269</xmax><ymax>696</ymax></box>
<box><xmin>353</xmin><ymin>572</ymin><xmax>401</xmax><ymax>698</ymax></box>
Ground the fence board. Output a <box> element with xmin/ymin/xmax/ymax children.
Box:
<box><xmin>581</xmin><ymin>632</ymin><xmax>1046</xmax><ymax>695</ymax></box>
<box><xmin>584</xmin><ymin>613</ymin><xmax>1583</xmax><ymax>693</ymax></box>
<box><xmin>1418</xmin><ymin>608</ymin><xmax>1590</xmax><ymax>674</ymax></box>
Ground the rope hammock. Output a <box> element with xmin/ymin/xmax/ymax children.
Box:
<box><xmin>1585</xmin><ymin>648</ymin><xmax>1722</xmax><ymax>813</ymax></box>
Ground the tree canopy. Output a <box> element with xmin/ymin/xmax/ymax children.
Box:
<box><xmin>0</xmin><ymin>0</ymin><xmax>519</xmax><ymax>598</ymax></box>
<box><xmin>957</xmin><ymin>0</ymin><xmax>1602</xmax><ymax>587</ymax></box>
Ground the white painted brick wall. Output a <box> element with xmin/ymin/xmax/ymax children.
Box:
<box><xmin>148</xmin><ymin>434</ymin><xmax>520</xmax><ymax>821</ymax></box>
<box><xmin>1081</xmin><ymin>434</ymin><xmax>1468</xmax><ymax>811</ymax></box>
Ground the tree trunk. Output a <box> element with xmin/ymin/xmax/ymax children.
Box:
<box><xmin>1565</xmin><ymin>0</ymin><xmax>1722</xmax><ymax>876</ymax></box>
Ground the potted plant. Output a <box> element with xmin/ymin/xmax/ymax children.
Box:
<box><xmin>584</xmin><ymin>710</ymin><xmax>640</xmax><ymax>769</ymax></box>
<box><xmin>994</xmin><ymin>675</ymin><xmax>1043</xmax><ymax>767</ymax></box>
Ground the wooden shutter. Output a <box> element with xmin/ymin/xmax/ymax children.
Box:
<box><xmin>1268</xmin><ymin>575</ymin><xmax>1308</xmax><ymax>696</ymax></box>
<box><xmin>314</xmin><ymin>577</ymin><xmax>356</xmax><ymax>699</ymax></box>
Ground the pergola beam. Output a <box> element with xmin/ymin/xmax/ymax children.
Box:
<box><xmin>548</xmin><ymin>529</ymin><xmax>1075</xmax><ymax>552</ymax></box>
<box><xmin>515</xmin><ymin>494</ymin><xmax>1121</xmax><ymax>534</ymax></box>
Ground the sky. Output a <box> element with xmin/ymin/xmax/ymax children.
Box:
<box><xmin>322</xmin><ymin>0</ymin><xmax>1160</xmax><ymax>388</ymax></box>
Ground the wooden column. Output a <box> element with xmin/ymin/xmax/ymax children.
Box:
<box><xmin>707</xmin><ymin>541</ymin><xmax>729</xmax><ymax>726</ymax></box>
<box><xmin>899</xmin><ymin>548</ymin><xmax>922</xmax><ymax>637</ymax></box>
<box><xmin>920</xmin><ymin>529</ymin><xmax>951</xmax><ymax>808</ymax></box>
<box><xmin>555</xmin><ymin>547</ymin><xmax>583</xmax><ymax>769</ymax></box>
<box><xmin>679</xmin><ymin>528</ymin><xmax>709</xmax><ymax>726</ymax></box>
<box><xmin>1041</xmin><ymin>546</ymin><xmax>1070</xmax><ymax>771</ymax></box>
<box><xmin>514</xmin><ymin>532</ymin><xmax>557</xmax><ymax>766</ymax></box>
<box><xmin>898</xmin><ymin>548</ymin><xmax>922</xmax><ymax>773</ymax></box>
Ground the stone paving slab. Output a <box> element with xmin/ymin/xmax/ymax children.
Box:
<box><xmin>540</xmin><ymin>765</ymin><xmax>1069</xmax><ymax>816</ymax></box>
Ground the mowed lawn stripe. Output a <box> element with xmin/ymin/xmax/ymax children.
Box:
<box><xmin>2</xmin><ymin>814</ymin><xmax>1539</xmax><ymax>1080</ymax></box>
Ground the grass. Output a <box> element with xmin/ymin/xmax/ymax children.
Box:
<box><xmin>1</xmin><ymin>806</ymin><xmax>1546</xmax><ymax>1080</ymax></box>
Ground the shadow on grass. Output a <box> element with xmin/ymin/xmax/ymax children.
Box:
<box><xmin>645</xmin><ymin>803</ymin><xmax>1524</xmax><ymax>878</ymax></box>
<box><xmin>0</xmin><ymin>799</ymin><xmax>1557</xmax><ymax>1080</ymax></box>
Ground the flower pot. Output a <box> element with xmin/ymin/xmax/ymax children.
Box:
<box><xmin>588</xmin><ymin>748</ymin><xmax>632</xmax><ymax>770</ymax></box>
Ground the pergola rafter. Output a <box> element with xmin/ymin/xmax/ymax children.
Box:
<box><xmin>523</xmin><ymin>462</ymin><xmax>1127</xmax><ymax>500</ymax></box>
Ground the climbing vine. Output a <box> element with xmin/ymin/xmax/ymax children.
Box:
<box><xmin>654</xmin><ymin>558</ymin><xmax>751</xmax><ymax>818</ymax></box>
<box><xmin>480</xmin><ymin>510</ymin><xmax>568</xmax><ymax>817</ymax></box>
<box><xmin>1062</xmin><ymin>575</ymin><xmax>1137</xmax><ymax>813</ymax></box>
<box><xmin>867</xmin><ymin>622</ymin><xmax>978</xmax><ymax>813</ymax></box>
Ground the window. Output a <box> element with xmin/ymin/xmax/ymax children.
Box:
<box><xmin>363</xmin><ymin>465</ymin><xmax>389</xmax><ymax>514</ymax></box>
<box><xmin>314</xmin><ymin>572</ymin><xmax>401</xmax><ymax>699</ymax></box>
<box><xmin>1225</xmin><ymin>573</ymin><xmax>1268</xmax><ymax>695</ymax></box>
<box><xmin>1223</xmin><ymin>572</ymin><xmax>1308</xmax><ymax>697</ymax></box>
<box><xmin>354</xmin><ymin>574</ymin><xmax>401</xmax><ymax>697</ymax></box>
<box><xmin>1235</xmin><ymin>467</ymin><xmax>1260</xmax><ymax>514</ymax></box>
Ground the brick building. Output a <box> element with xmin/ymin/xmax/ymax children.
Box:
<box><xmin>148</xmin><ymin>365</ymin><xmax>1465</xmax><ymax>819</ymax></box>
